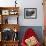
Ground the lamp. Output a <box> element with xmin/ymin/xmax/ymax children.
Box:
<box><xmin>14</xmin><ymin>28</ymin><xmax>17</xmax><ymax>32</ymax></box>
<box><xmin>15</xmin><ymin>0</ymin><xmax>17</xmax><ymax>7</ymax></box>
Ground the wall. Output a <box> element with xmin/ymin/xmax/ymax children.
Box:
<box><xmin>17</xmin><ymin>0</ymin><xmax>43</xmax><ymax>26</ymax></box>
<box><xmin>0</xmin><ymin>0</ymin><xmax>44</xmax><ymax>44</ymax></box>
<box><xmin>0</xmin><ymin>0</ymin><xmax>43</xmax><ymax>26</ymax></box>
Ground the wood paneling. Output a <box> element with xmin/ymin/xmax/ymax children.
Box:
<box><xmin>43</xmin><ymin>0</ymin><xmax>46</xmax><ymax>45</ymax></box>
<box><xmin>43</xmin><ymin>0</ymin><xmax>46</xmax><ymax>26</ymax></box>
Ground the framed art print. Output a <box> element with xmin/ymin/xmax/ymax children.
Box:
<box><xmin>24</xmin><ymin>8</ymin><xmax>37</xmax><ymax>19</ymax></box>
<box><xmin>2</xmin><ymin>10</ymin><xmax>9</xmax><ymax>15</ymax></box>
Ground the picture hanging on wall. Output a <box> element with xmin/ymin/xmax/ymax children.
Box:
<box><xmin>24</xmin><ymin>8</ymin><xmax>37</xmax><ymax>19</ymax></box>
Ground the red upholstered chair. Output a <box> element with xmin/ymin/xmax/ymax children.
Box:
<box><xmin>21</xmin><ymin>28</ymin><xmax>41</xmax><ymax>46</ymax></box>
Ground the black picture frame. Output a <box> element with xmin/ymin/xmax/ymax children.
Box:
<box><xmin>24</xmin><ymin>8</ymin><xmax>37</xmax><ymax>19</ymax></box>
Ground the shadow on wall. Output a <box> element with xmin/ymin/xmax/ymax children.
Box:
<box><xmin>18</xmin><ymin>26</ymin><xmax>43</xmax><ymax>44</ymax></box>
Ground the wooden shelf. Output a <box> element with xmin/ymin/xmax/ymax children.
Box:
<box><xmin>0</xmin><ymin>7</ymin><xmax>19</xmax><ymax>10</ymax></box>
<box><xmin>0</xmin><ymin>40</ymin><xmax>19</xmax><ymax>46</ymax></box>
<box><xmin>0</xmin><ymin>24</ymin><xmax>19</xmax><ymax>32</ymax></box>
<box><xmin>0</xmin><ymin>7</ymin><xmax>19</xmax><ymax>16</ymax></box>
<box><xmin>2</xmin><ymin>40</ymin><xmax>19</xmax><ymax>42</ymax></box>
<box><xmin>0</xmin><ymin>7</ymin><xmax>20</xmax><ymax>46</ymax></box>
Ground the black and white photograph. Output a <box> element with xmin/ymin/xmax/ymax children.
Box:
<box><xmin>24</xmin><ymin>8</ymin><xmax>37</xmax><ymax>19</ymax></box>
